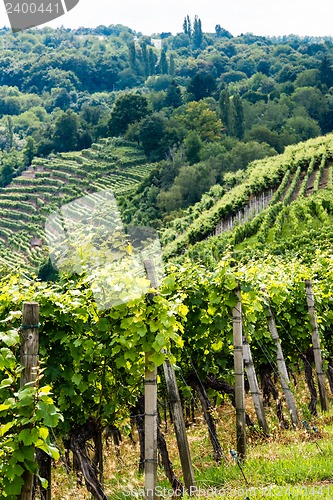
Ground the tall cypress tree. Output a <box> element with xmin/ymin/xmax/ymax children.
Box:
<box><xmin>159</xmin><ymin>49</ymin><xmax>169</xmax><ymax>75</ymax></box>
<box><xmin>233</xmin><ymin>94</ymin><xmax>244</xmax><ymax>139</ymax></box>
<box><xmin>148</xmin><ymin>48</ymin><xmax>157</xmax><ymax>76</ymax></box>
<box><xmin>183</xmin><ymin>16</ymin><xmax>188</xmax><ymax>35</ymax></box>
<box><xmin>219</xmin><ymin>89</ymin><xmax>231</xmax><ymax>135</ymax></box>
<box><xmin>128</xmin><ymin>41</ymin><xmax>136</xmax><ymax>71</ymax></box>
<box><xmin>169</xmin><ymin>53</ymin><xmax>175</xmax><ymax>76</ymax></box>
<box><xmin>193</xmin><ymin>16</ymin><xmax>203</xmax><ymax>49</ymax></box>
<box><xmin>140</xmin><ymin>41</ymin><xmax>149</xmax><ymax>78</ymax></box>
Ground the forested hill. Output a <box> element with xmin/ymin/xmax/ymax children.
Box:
<box><xmin>161</xmin><ymin>133</ymin><xmax>333</xmax><ymax>265</ymax></box>
<box><xmin>2</xmin><ymin>21</ymin><xmax>333</xmax><ymax>202</ymax></box>
<box><xmin>2</xmin><ymin>21</ymin><xmax>333</xmax><ymax>273</ymax></box>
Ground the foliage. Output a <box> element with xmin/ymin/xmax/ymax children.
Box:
<box><xmin>0</xmin><ymin>318</ymin><xmax>62</xmax><ymax>497</ymax></box>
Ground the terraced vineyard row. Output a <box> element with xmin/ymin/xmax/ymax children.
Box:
<box><xmin>163</xmin><ymin>133</ymin><xmax>333</xmax><ymax>259</ymax></box>
<box><xmin>0</xmin><ymin>138</ymin><xmax>156</xmax><ymax>273</ymax></box>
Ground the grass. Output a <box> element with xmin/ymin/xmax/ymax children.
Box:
<box><xmin>51</xmin><ymin>391</ymin><xmax>333</xmax><ymax>499</ymax></box>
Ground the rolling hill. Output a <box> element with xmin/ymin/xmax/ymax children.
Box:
<box><xmin>0</xmin><ymin>138</ymin><xmax>156</xmax><ymax>273</ymax></box>
<box><xmin>162</xmin><ymin>133</ymin><xmax>333</xmax><ymax>261</ymax></box>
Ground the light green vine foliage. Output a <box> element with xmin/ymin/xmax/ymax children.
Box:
<box><xmin>0</xmin><ymin>310</ymin><xmax>62</xmax><ymax>498</ymax></box>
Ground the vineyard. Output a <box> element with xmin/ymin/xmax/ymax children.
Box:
<box><xmin>1</xmin><ymin>133</ymin><xmax>333</xmax><ymax>498</ymax></box>
<box><xmin>0</xmin><ymin>137</ymin><xmax>156</xmax><ymax>273</ymax></box>
<box><xmin>162</xmin><ymin>133</ymin><xmax>333</xmax><ymax>259</ymax></box>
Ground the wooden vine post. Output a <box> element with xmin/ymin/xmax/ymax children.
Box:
<box><xmin>144</xmin><ymin>259</ymin><xmax>195</xmax><ymax>496</ymax></box>
<box><xmin>232</xmin><ymin>285</ymin><xmax>246</xmax><ymax>459</ymax></box>
<box><xmin>243</xmin><ymin>336</ymin><xmax>269</xmax><ymax>434</ymax></box>
<box><xmin>162</xmin><ymin>359</ymin><xmax>196</xmax><ymax>494</ymax></box>
<box><xmin>305</xmin><ymin>280</ymin><xmax>329</xmax><ymax>412</ymax></box>
<box><xmin>143</xmin><ymin>260</ymin><xmax>158</xmax><ymax>500</ymax></box>
<box><xmin>263</xmin><ymin>289</ymin><xmax>299</xmax><ymax>428</ymax></box>
<box><xmin>19</xmin><ymin>302</ymin><xmax>40</xmax><ymax>500</ymax></box>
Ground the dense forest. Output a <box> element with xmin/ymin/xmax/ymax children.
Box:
<box><xmin>1</xmin><ymin>20</ymin><xmax>333</xmax><ymax>226</ymax></box>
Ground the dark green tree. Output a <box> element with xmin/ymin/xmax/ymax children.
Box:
<box><xmin>183</xmin><ymin>15</ymin><xmax>192</xmax><ymax>37</ymax></box>
<box><xmin>128</xmin><ymin>41</ymin><xmax>137</xmax><ymax>72</ymax></box>
<box><xmin>148</xmin><ymin>48</ymin><xmax>158</xmax><ymax>76</ymax></box>
<box><xmin>53</xmin><ymin>109</ymin><xmax>79</xmax><ymax>152</ymax></box>
<box><xmin>215</xmin><ymin>25</ymin><xmax>233</xmax><ymax>38</ymax></box>
<box><xmin>165</xmin><ymin>80</ymin><xmax>182</xmax><ymax>108</ymax></box>
<box><xmin>158</xmin><ymin>50</ymin><xmax>169</xmax><ymax>75</ymax></box>
<box><xmin>23</xmin><ymin>137</ymin><xmax>36</xmax><ymax>166</ymax></box>
<box><xmin>169</xmin><ymin>53</ymin><xmax>175</xmax><ymax>76</ymax></box>
<box><xmin>139</xmin><ymin>113</ymin><xmax>168</xmax><ymax>160</ymax></box>
<box><xmin>140</xmin><ymin>41</ymin><xmax>149</xmax><ymax>78</ymax></box>
<box><xmin>193</xmin><ymin>16</ymin><xmax>203</xmax><ymax>49</ymax></box>
<box><xmin>319</xmin><ymin>56</ymin><xmax>333</xmax><ymax>88</ymax></box>
<box><xmin>5</xmin><ymin>117</ymin><xmax>13</xmax><ymax>152</ymax></box>
<box><xmin>219</xmin><ymin>89</ymin><xmax>232</xmax><ymax>135</ymax></box>
<box><xmin>108</xmin><ymin>93</ymin><xmax>150</xmax><ymax>136</ymax></box>
<box><xmin>187</xmin><ymin>72</ymin><xmax>216</xmax><ymax>101</ymax></box>
<box><xmin>184</xmin><ymin>131</ymin><xmax>202</xmax><ymax>164</ymax></box>
<box><xmin>232</xmin><ymin>94</ymin><xmax>244</xmax><ymax>139</ymax></box>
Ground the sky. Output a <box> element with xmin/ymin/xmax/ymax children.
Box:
<box><xmin>0</xmin><ymin>0</ymin><xmax>333</xmax><ymax>37</ymax></box>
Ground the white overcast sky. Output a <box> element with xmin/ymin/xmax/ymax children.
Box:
<box><xmin>0</xmin><ymin>0</ymin><xmax>332</xmax><ymax>37</ymax></box>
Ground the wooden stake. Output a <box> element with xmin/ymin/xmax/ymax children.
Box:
<box><xmin>243</xmin><ymin>336</ymin><xmax>269</xmax><ymax>434</ymax></box>
<box><xmin>163</xmin><ymin>358</ymin><xmax>195</xmax><ymax>494</ymax></box>
<box><xmin>144</xmin><ymin>258</ymin><xmax>195</xmax><ymax>494</ymax></box>
<box><xmin>144</xmin><ymin>356</ymin><xmax>158</xmax><ymax>500</ymax></box>
<box><xmin>19</xmin><ymin>302</ymin><xmax>40</xmax><ymax>500</ymax></box>
<box><xmin>232</xmin><ymin>286</ymin><xmax>246</xmax><ymax>459</ymax></box>
<box><xmin>143</xmin><ymin>260</ymin><xmax>158</xmax><ymax>500</ymax></box>
<box><xmin>305</xmin><ymin>280</ymin><xmax>329</xmax><ymax>412</ymax></box>
<box><xmin>264</xmin><ymin>291</ymin><xmax>299</xmax><ymax>427</ymax></box>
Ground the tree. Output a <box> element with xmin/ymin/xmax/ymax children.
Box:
<box><xmin>165</xmin><ymin>81</ymin><xmax>182</xmax><ymax>108</ymax></box>
<box><xmin>225</xmin><ymin>141</ymin><xmax>277</xmax><ymax>170</ymax></box>
<box><xmin>23</xmin><ymin>137</ymin><xmax>36</xmax><ymax>166</ymax></box>
<box><xmin>139</xmin><ymin>113</ymin><xmax>168</xmax><ymax>160</ymax></box>
<box><xmin>215</xmin><ymin>25</ymin><xmax>233</xmax><ymax>39</ymax></box>
<box><xmin>169</xmin><ymin>54</ymin><xmax>175</xmax><ymax>76</ymax></box>
<box><xmin>184</xmin><ymin>131</ymin><xmax>202</xmax><ymax>164</ymax></box>
<box><xmin>5</xmin><ymin>116</ymin><xmax>13</xmax><ymax>151</ymax></box>
<box><xmin>181</xmin><ymin>101</ymin><xmax>222</xmax><ymax>142</ymax></box>
<box><xmin>292</xmin><ymin>87</ymin><xmax>327</xmax><ymax>123</ymax></box>
<box><xmin>140</xmin><ymin>41</ymin><xmax>149</xmax><ymax>78</ymax></box>
<box><xmin>128</xmin><ymin>41</ymin><xmax>137</xmax><ymax>71</ymax></box>
<box><xmin>183</xmin><ymin>15</ymin><xmax>192</xmax><ymax>37</ymax></box>
<box><xmin>319</xmin><ymin>56</ymin><xmax>333</xmax><ymax>88</ymax></box>
<box><xmin>157</xmin><ymin>161</ymin><xmax>217</xmax><ymax>211</ymax></box>
<box><xmin>280</xmin><ymin>116</ymin><xmax>321</xmax><ymax>144</ymax></box>
<box><xmin>187</xmin><ymin>72</ymin><xmax>216</xmax><ymax>101</ymax></box>
<box><xmin>53</xmin><ymin>109</ymin><xmax>79</xmax><ymax>152</ymax></box>
<box><xmin>108</xmin><ymin>93</ymin><xmax>150</xmax><ymax>136</ymax></box>
<box><xmin>158</xmin><ymin>50</ymin><xmax>169</xmax><ymax>75</ymax></box>
<box><xmin>232</xmin><ymin>94</ymin><xmax>244</xmax><ymax>140</ymax></box>
<box><xmin>246</xmin><ymin>125</ymin><xmax>282</xmax><ymax>153</ymax></box>
<box><xmin>193</xmin><ymin>16</ymin><xmax>203</xmax><ymax>49</ymax></box>
<box><xmin>50</xmin><ymin>87</ymin><xmax>71</xmax><ymax>110</ymax></box>
<box><xmin>219</xmin><ymin>89</ymin><xmax>232</xmax><ymax>135</ymax></box>
<box><xmin>148</xmin><ymin>48</ymin><xmax>158</xmax><ymax>76</ymax></box>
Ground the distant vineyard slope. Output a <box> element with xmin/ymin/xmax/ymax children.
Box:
<box><xmin>0</xmin><ymin>137</ymin><xmax>156</xmax><ymax>272</ymax></box>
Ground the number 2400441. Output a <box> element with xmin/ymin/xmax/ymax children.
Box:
<box><xmin>5</xmin><ymin>2</ymin><xmax>60</xmax><ymax>14</ymax></box>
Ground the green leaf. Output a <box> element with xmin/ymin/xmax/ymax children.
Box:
<box><xmin>0</xmin><ymin>421</ymin><xmax>14</xmax><ymax>437</ymax></box>
<box><xmin>38</xmin><ymin>427</ymin><xmax>49</xmax><ymax>440</ymax></box>
<box><xmin>72</xmin><ymin>373</ymin><xmax>82</xmax><ymax>386</ymax></box>
<box><xmin>1</xmin><ymin>329</ymin><xmax>20</xmax><ymax>347</ymax></box>
<box><xmin>35</xmin><ymin>439</ymin><xmax>60</xmax><ymax>460</ymax></box>
<box><xmin>148</xmin><ymin>351</ymin><xmax>165</xmax><ymax>366</ymax></box>
<box><xmin>0</xmin><ymin>377</ymin><xmax>13</xmax><ymax>389</ymax></box>
<box><xmin>18</xmin><ymin>428</ymin><xmax>39</xmax><ymax>445</ymax></box>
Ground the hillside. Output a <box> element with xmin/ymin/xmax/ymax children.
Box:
<box><xmin>162</xmin><ymin>133</ymin><xmax>333</xmax><ymax>260</ymax></box>
<box><xmin>0</xmin><ymin>138</ymin><xmax>156</xmax><ymax>273</ymax></box>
